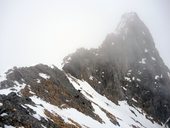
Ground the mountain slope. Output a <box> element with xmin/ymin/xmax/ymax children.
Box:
<box><xmin>0</xmin><ymin>12</ymin><xmax>170</xmax><ymax>128</ymax></box>
<box><xmin>63</xmin><ymin>12</ymin><xmax>170</xmax><ymax>126</ymax></box>
<box><xmin>0</xmin><ymin>65</ymin><xmax>164</xmax><ymax>128</ymax></box>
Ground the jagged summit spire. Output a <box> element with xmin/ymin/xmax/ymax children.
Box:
<box><xmin>103</xmin><ymin>12</ymin><xmax>155</xmax><ymax>50</ymax></box>
<box><xmin>116</xmin><ymin>12</ymin><xmax>142</xmax><ymax>31</ymax></box>
<box><xmin>121</xmin><ymin>12</ymin><xmax>139</xmax><ymax>20</ymax></box>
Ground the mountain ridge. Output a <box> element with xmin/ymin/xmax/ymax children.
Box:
<box><xmin>63</xmin><ymin>12</ymin><xmax>170</xmax><ymax>126</ymax></box>
<box><xmin>0</xmin><ymin>12</ymin><xmax>170</xmax><ymax>128</ymax></box>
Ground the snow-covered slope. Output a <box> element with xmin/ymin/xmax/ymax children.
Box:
<box><xmin>0</xmin><ymin>72</ymin><xmax>164</xmax><ymax>128</ymax></box>
<box><xmin>67</xmin><ymin>74</ymin><xmax>163</xmax><ymax>128</ymax></box>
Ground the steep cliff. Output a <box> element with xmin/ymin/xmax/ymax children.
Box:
<box><xmin>63</xmin><ymin>12</ymin><xmax>170</xmax><ymax>126</ymax></box>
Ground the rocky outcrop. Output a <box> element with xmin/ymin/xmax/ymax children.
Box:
<box><xmin>0</xmin><ymin>64</ymin><xmax>102</xmax><ymax>127</ymax></box>
<box><xmin>63</xmin><ymin>12</ymin><xmax>170</xmax><ymax>126</ymax></box>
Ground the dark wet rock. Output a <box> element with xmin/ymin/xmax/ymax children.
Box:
<box><xmin>63</xmin><ymin>12</ymin><xmax>170</xmax><ymax>126</ymax></box>
<box><xmin>0</xmin><ymin>92</ymin><xmax>43</xmax><ymax>127</ymax></box>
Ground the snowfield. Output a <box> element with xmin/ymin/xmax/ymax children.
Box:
<box><xmin>65</xmin><ymin>74</ymin><xmax>163</xmax><ymax>128</ymax></box>
<box><xmin>0</xmin><ymin>73</ymin><xmax>164</xmax><ymax>128</ymax></box>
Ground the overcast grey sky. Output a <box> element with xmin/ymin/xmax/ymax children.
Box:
<box><xmin>0</xmin><ymin>0</ymin><xmax>170</xmax><ymax>74</ymax></box>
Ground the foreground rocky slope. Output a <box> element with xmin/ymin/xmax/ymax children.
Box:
<box><xmin>0</xmin><ymin>12</ymin><xmax>170</xmax><ymax>128</ymax></box>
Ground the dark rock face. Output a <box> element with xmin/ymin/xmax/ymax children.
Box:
<box><xmin>63</xmin><ymin>12</ymin><xmax>170</xmax><ymax>126</ymax></box>
<box><xmin>0</xmin><ymin>64</ymin><xmax>101</xmax><ymax>127</ymax></box>
<box><xmin>0</xmin><ymin>92</ymin><xmax>42</xmax><ymax>128</ymax></box>
<box><xmin>0</xmin><ymin>92</ymin><xmax>79</xmax><ymax>128</ymax></box>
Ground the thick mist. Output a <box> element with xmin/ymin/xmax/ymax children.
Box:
<box><xmin>0</xmin><ymin>0</ymin><xmax>170</xmax><ymax>74</ymax></box>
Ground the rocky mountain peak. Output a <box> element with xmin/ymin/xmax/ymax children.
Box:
<box><xmin>116</xmin><ymin>12</ymin><xmax>139</xmax><ymax>30</ymax></box>
<box><xmin>63</xmin><ymin>12</ymin><xmax>170</xmax><ymax>126</ymax></box>
<box><xmin>104</xmin><ymin>12</ymin><xmax>154</xmax><ymax>48</ymax></box>
<box><xmin>0</xmin><ymin>13</ymin><xmax>170</xmax><ymax>128</ymax></box>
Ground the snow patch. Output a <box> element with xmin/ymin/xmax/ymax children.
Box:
<box><xmin>0</xmin><ymin>102</ymin><xmax>3</xmax><ymax>106</ymax></box>
<box><xmin>60</xmin><ymin>104</ymin><xmax>66</xmax><ymax>108</ymax></box>
<box><xmin>132</xmin><ymin>98</ymin><xmax>137</xmax><ymax>103</ymax></box>
<box><xmin>21</xmin><ymin>78</ymin><xmax>25</xmax><ymax>82</ymax></box>
<box><xmin>144</xmin><ymin>49</ymin><xmax>148</xmax><ymax>53</ymax></box>
<box><xmin>155</xmin><ymin>75</ymin><xmax>159</xmax><ymax>80</ymax></box>
<box><xmin>138</xmin><ymin>71</ymin><xmax>142</xmax><ymax>75</ymax></box>
<box><xmin>4</xmin><ymin>125</ymin><xmax>15</xmax><ymax>128</ymax></box>
<box><xmin>163</xmin><ymin>117</ymin><xmax>170</xmax><ymax>128</ymax></box>
<box><xmin>37</xmin><ymin>79</ymin><xmax>41</xmax><ymax>83</ymax></box>
<box><xmin>67</xmin><ymin>57</ymin><xmax>72</xmax><ymax>61</ymax></box>
<box><xmin>41</xmin><ymin>125</ymin><xmax>47</xmax><ymax>128</ymax></box>
<box><xmin>89</xmin><ymin>76</ymin><xmax>94</xmax><ymax>80</ymax></box>
<box><xmin>132</xmin><ymin>77</ymin><xmax>135</xmax><ymax>81</ymax></box>
<box><xmin>64</xmin><ymin>57</ymin><xmax>72</xmax><ymax>64</ymax></box>
<box><xmin>0</xmin><ymin>81</ymin><xmax>26</xmax><ymax>95</ymax></box>
<box><xmin>6</xmin><ymin>69</ymin><xmax>14</xmax><ymax>75</ymax></box>
<box><xmin>124</xmin><ymin>77</ymin><xmax>131</xmax><ymax>82</ymax></box>
<box><xmin>151</xmin><ymin>57</ymin><xmax>156</xmax><ymax>61</ymax></box>
<box><xmin>136</xmin><ymin>78</ymin><xmax>141</xmax><ymax>82</ymax></box>
<box><xmin>127</xmin><ymin>70</ymin><xmax>132</xmax><ymax>76</ymax></box>
<box><xmin>45</xmin><ymin>90</ymin><xmax>48</xmax><ymax>93</ymax></box>
<box><xmin>1</xmin><ymin>113</ymin><xmax>8</xmax><ymax>116</ymax></box>
<box><xmin>66</xmin><ymin>100</ymin><xmax>70</xmax><ymax>102</ymax></box>
<box><xmin>95</xmin><ymin>53</ymin><xmax>99</xmax><ymax>56</ymax></box>
<box><xmin>39</xmin><ymin>73</ymin><xmax>50</xmax><ymax>79</ymax></box>
<box><xmin>122</xmin><ymin>87</ymin><xmax>127</xmax><ymax>91</ymax></box>
<box><xmin>127</xmin><ymin>73</ymin><xmax>131</xmax><ymax>76</ymax></box>
<box><xmin>49</xmin><ymin>65</ymin><xmax>55</xmax><ymax>69</ymax></box>
<box><xmin>139</xmin><ymin>58</ymin><xmax>146</xmax><ymax>64</ymax></box>
<box><xmin>28</xmin><ymin>86</ymin><xmax>35</xmax><ymax>95</ymax></box>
